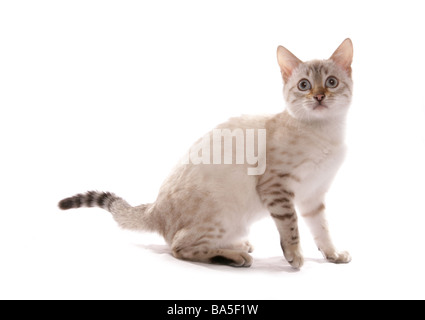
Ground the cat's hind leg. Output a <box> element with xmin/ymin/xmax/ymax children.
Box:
<box><xmin>230</xmin><ymin>240</ymin><xmax>254</xmax><ymax>253</ymax></box>
<box><xmin>171</xmin><ymin>229</ymin><xmax>253</xmax><ymax>267</ymax></box>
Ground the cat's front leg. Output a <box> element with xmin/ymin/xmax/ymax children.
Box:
<box><xmin>260</xmin><ymin>188</ymin><xmax>304</xmax><ymax>268</ymax></box>
<box><xmin>272</xmin><ymin>210</ymin><xmax>304</xmax><ymax>269</ymax></box>
<box><xmin>298</xmin><ymin>198</ymin><xmax>351</xmax><ymax>264</ymax></box>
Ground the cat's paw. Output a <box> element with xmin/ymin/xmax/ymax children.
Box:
<box><xmin>210</xmin><ymin>251</ymin><xmax>253</xmax><ymax>268</ymax></box>
<box><xmin>284</xmin><ymin>250</ymin><xmax>304</xmax><ymax>269</ymax></box>
<box><xmin>231</xmin><ymin>251</ymin><xmax>253</xmax><ymax>267</ymax></box>
<box><xmin>325</xmin><ymin>250</ymin><xmax>351</xmax><ymax>264</ymax></box>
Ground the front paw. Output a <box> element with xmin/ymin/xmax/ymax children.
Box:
<box><xmin>324</xmin><ymin>250</ymin><xmax>352</xmax><ymax>264</ymax></box>
<box><xmin>283</xmin><ymin>248</ymin><xmax>304</xmax><ymax>269</ymax></box>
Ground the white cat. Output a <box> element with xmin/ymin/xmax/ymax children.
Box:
<box><xmin>59</xmin><ymin>39</ymin><xmax>353</xmax><ymax>268</ymax></box>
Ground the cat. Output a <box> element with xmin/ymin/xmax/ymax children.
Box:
<box><xmin>59</xmin><ymin>38</ymin><xmax>353</xmax><ymax>269</ymax></box>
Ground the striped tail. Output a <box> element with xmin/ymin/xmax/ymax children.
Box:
<box><xmin>58</xmin><ymin>191</ymin><xmax>122</xmax><ymax>212</ymax></box>
<box><xmin>58</xmin><ymin>191</ymin><xmax>157</xmax><ymax>232</ymax></box>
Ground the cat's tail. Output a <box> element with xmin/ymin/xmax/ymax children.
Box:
<box><xmin>58</xmin><ymin>191</ymin><xmax>158</xmax><ymax>232</ymax></box>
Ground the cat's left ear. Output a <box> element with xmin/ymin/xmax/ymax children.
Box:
<box><xmin>330</xmin><ymin>38</ymin><xmax>353</xmax><ymax>76</ymax></box>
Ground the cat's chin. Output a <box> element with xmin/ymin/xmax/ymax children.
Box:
<box><xmin>308</xmin><ymin>103</ymin><xmax>350</xmax><ymax>121</ymax></box>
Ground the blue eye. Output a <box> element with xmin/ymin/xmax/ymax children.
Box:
<box><xmin>325</xmin><ymin>76</ymin><xmax>339</xmax><ymax>88</ymax></box>
<box><xmin>297</xmin><ymin>79</ymin><xmax>311</xmax><ymax>91</ymax></box>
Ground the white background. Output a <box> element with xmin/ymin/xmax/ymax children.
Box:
<box><xmin>1</xmin><ymin>0</ymin><xmax>425</xmax><ymax>300</ymax></box>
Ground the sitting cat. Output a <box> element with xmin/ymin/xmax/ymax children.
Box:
<box><xmin>59</xmin><ymin>39</ymin><xmax>353</xmax><ymax>268</ymax></box>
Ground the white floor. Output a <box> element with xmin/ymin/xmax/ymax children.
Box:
<box><xmin>1</xmin><ymin>1</ymin><xmax>425</xmax><ymax>300</ymax></box>
<box><xmin>2</xmin><ymin>171</ymin><xmax>425</xmax><ymax>300</ymax></box>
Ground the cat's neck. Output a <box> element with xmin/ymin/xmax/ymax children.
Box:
<box><xmin>280</xmin><ymin>110</ymin><xmax>347</xmax><ymax>144</ymax></box>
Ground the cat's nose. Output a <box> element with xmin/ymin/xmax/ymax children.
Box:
<box><xmin>314</xmin><ymin>94</ymin><xmax>325</xmax><ymax>102</ymax></box>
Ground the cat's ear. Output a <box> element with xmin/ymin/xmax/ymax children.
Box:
<box><xmin>277</xmin><ymin>45</ymin><xmax>302</xmax><ymax>83</ymax></box>
<box><xmin>330</xmin><ymin>38</ymin><xmax>353</xmax><ymax>76</ymax></box>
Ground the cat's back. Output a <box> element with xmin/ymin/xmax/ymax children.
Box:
<box><xmin>215</xmin><ymin>113</ymin><xmax>272</xmax><ymax>131</ymax></box>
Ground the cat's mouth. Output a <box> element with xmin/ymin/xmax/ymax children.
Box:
<box><xmin>313</xmin><ymin>102</ymin><xmax>328</xmax><ymax>111</ymax></box>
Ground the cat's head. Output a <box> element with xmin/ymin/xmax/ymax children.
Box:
<box><xmin>277</xmin><ymin>39</ymin><xmax>353</xmax><ymax>123</ymax></box>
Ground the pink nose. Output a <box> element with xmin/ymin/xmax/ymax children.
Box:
<box><xmin>314</xmin><ymin>94</ymin><xmax>325</xmax><ymax>102</ymax></box>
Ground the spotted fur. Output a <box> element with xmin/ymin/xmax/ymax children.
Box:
<box><xmin>58</xmin><ymin>39</ymin><xmax>354</xmax><ymax>268</ymax></box>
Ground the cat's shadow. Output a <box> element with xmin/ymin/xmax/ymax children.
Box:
<box><xmin>135</xmin><ymin>244</ymin><xmax>324</xmax><ymax>273</ymax></box>
<box><xmin>136</xmin><ymin>243</ymin><xmax>172</xmax><ymax>255</ymax></box>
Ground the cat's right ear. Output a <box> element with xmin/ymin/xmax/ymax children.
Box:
<box><xmin>277</xmin><ymin>46</ymin><xmax>302</xmax><ymax>83</ymax></box>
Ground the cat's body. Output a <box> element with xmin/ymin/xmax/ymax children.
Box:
<box><xmin>59</xmin><ymin>39</ymin><xmax>354</xmax><ymax>268</ymax></box>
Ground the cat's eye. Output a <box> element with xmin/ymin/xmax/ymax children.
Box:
<box><xmin>325</xmin><ymin>76</ymin><xmax>339</xmax><ymax>88</ymax></box>
<box><xmin>297</xmin><ymin>79</ymin><xmax>311</xmax><ymax>91</ymax></box>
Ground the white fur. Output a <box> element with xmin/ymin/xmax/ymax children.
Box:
<box><xmin>70</xmin><ymin>39</ymin><xmax>355</xmax><ymax>268</ymax></box>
